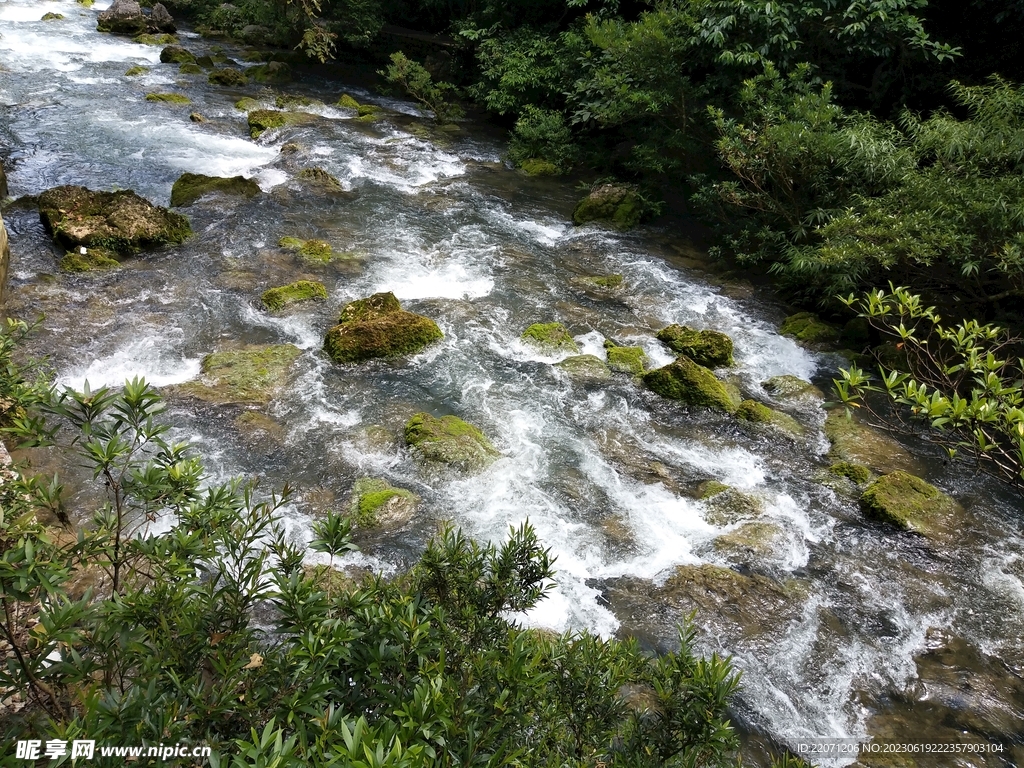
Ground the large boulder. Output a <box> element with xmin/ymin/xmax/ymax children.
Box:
<box><xmin>643</xmin><ymin>356</ymin><xmax>738</xmax><ymax>412</ymax></box>
<box><xmin>170</xmin><ymin>172</ymin><xmax>260</xmax><ymax>207</ymax></box>
<box><xmin>38</xmin><ymin>185</ymin><xmax>191</xmax><ymax>254</ymax></box>
<box><xmin>859</xmin><ymin>470</ymin><xmax>960</xmax><ymax>536</ymax></box>
<box><xmin>572</xmin><ymin>184</ymin><xmax>643</xmax><ymax>230</ymax></box>
<box><xmin>160</xmin><ymin>45</ymin><xmax>195</xmax><ymax>64</ymax></box>
<box><xmin>656</xmin><ymin>325</ymin><xmax>733</xmax><ymax>368</ymax></box>
<box><xmin>177</xmin><ymin>344</ymin><xmax>301</xmax><ymax>405</ymax></box>
<box><xmin>97</xmin><ymin>0</ymin><xmax>147</xmax><ymax>35</ymax></box>
<box><xmin>323</xmin><ymin>292</ymin><xmax>443</xmax><ymax>363</ymax></box>
<box><xmin>149</xmin><ymin>3</ymin><xmax>176</xmax><ymax>32</ymax></box>
<box><xmin>604</xmin><ymin>341</ymin><xmax>647</xmax><ymax>376</ymax></box>
<box><xmin>405</xmin><ymin>412</ymin><xmax>500</xmax><ymax>471</ymax></box>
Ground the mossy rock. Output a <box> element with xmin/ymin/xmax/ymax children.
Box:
<box><xmin>761</xmin><ymin>374</ymin><xmax>823</xmax><ymax>401</ymax></box>
<box><xmin>324</xmin><ymin>292</ymin><xmax>443</xmax><ymax>363</ymax></box>
<box><xmin>177</xmin><ymin>344</ymin><xmax>301</xmax><ymax>405</ymax></box>
<box><xmin>713</xmin><ymin>521</ymin><xmax>784</xmax><ymax>561</ymax></box>
<box><xmin>42</xmin><ymin>12</ymin><xmax>65</xmax><ymax>20</ymax></box>
<box><xmin>696</xmin><ymin>480</ymin><xmax>730</xmax><ymax>500</ymax></box>
<box><xmin>779</xmin><ymin>312</ymin><xmax>838</xmax><ymax>345</ymax></box>
<box><xmin>249</xmin><ymin>61</ymin><xmax>294</xmax><ymax>83</ymax></box>
<box><xmin>699</xmin><ymin>483</ymin><xmax>764</xmax><ymax>526</ymax></box>
<box><xmin>357</xmin><ymin>104</ymin><xmax>379</xmax><ymax>117</ymax></box>
<box><xmin>247</xmin><ymin>109</ymin><xmax>317</xmax><ymax>139</ymax></box>
<box><xmin>337</xmin><ymin>93</ymin><xmax>360</xmax><ymax>109</ymax></box>
<box><xmin>348</xmin><ymin>477</ymin><xmax>418</xmax><ymax>529</ymax></box>
<box><xmin>824</xmin><ymin>409</ymin><xmax>921</xmax><ymax>475</ymax></box>
<box><xmin>125</xmin><ymin>65</ymin><xmax>149</xmax><ymax>76</ymax></box>
<box><xmin>519</xmin><ymin>158</ymin><xmax>558</xmax><ymax>176</ymax></box>
<box><xmin>261</xmin><ymin>280</ymin><xmax>327</xmax><ymax>312</ymax></box>
<box><xmin>555</xmin><ymin>354</ymin><xmax>612</xmax><ymax>381</ymax></box>
<box><xmin>275</xmin><ymin>94</ymin><xmax>323</xmax><ymax>110</ymax></box>
<box><xmin>297</xmin><ymin>167</ymin><xmax>343</xmax><ymax>192</ymax></box>
<box><xmin>179</xmin><ymin>63</ymin><xmax>203</xmax><ymax>74</ymax></box>
<box><xmin>643</xmin><ymin>356</ymin><xmax>738</xmax><ymax>412</ymax></box>
<box><xmin>572</xmin><ymin>183</ymin><xmax>643</xmax><ymax>230</ymax></box>
<box><xmin>195</xmin><ymin>54</ymin><xmax>215</xmax><ymax>69</ymax></box>
<box><xmin>170</xmin><ymin>172</ymin><xmax>260</xmax><ymax>207</ymax></box>
<box><xmin>159</xmin><ymin>44</ymin><xmax>194</xmax><ymax>64</ymax></box>
<box><xmin>859</xmin><ymin>471</ymin><xmax>960</xmax><ymax>535</ymax></box>
<box><xmin>146</xmin><ymin>92</ymin><xmax>191</xmax><ymax>105</ymax></box>
<box><xmin>189</xmin><ymin>112</ymin><xmax>207</xmax><ymax>123</ymax></box>
<box><xmin>656</xmin><ymin>325</ymin><xmax>733</xmax><ymax>368</ymax></box>
<box><xmin>405</xmin><ymin>412</ymin><xmax>499</xmax><ymax>471</ymax></box>
<box><xmin>38</xmin><ymin>185</ymin><xmax>191</xmax><ymax>254</ymax></box>
<box><xmin>604</xmin><ymin>341</ymin><xmax>647</xmax><ymax>376</ymax></box>
<box><xmin>735</xmin><ymin>399</ymin><xmax>804</xmax><ymax>437</ymax></box>
<box><xmin>134</xmin><ymin>33</ymin><xmax>178</xmax><ymax>45</ymax></box>
<box><xmin>235</xmin><ymin>97</ymin><xmax>261</xmax><ymax>111</ymax></box>
<box><xmin>569</xmin><ymin>273</ymin><xmax>625</xmax><ymax>297</ymax></box>
<box><xmin>278</xmin><ymin>236</ymin><xmax>335</xmax><ymax>264</ymax></box>
<box><xmin>208</xmin><ymin>68</ymin><xmax>247</xmax><ymax>87</ymax></box>
<box><xmin>234</xmin><ymin>410</ymin><xmax>286</xmax><ymax>444</ymax></box>
<box><xmin>829</xmin><ymin>461</ymin><xmax>871</xmax><ymax>484</ymax></box>
<box><xmin>59</xmin><ymin>246</ymin><xmax>121</xmax><ymax>273</ymax></box>
<box><xmin>521</xmin><ymin>322</ymin><xmax>579</xmax><ymax>354</ymax></box>
<box><xmin>77</xmin><ymin>0</ymin><xmax>95</xmax><ymax>6</ymax></box>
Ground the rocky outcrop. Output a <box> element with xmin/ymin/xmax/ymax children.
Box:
<box><xmin>656</xmin><ymin>325</ymin><xmax>733</xmax><ymax>368</ymax></box>
<box><xmin>37</xmin><ymin>185</ymin><xmax>191</xmax><ymax>254</ymax></box>
<box><xmin>170</xmin><ymin>173</ymin><xmax>260</xmax><ymax>207</ymax></box>
<box><xmin>323</xmin><ymin>292</ymin><xmax>443</xmax><ymax>363</ymax></box>
<box><xmin>572</xmin><ymin>184</ymin><xmax>643</xmax><ymax>230</ymax></box>
<box><xmin>149</xmin><ymin>3</ymin><xmax>176</xmax><ymax>32</ymax></box>
<box><xmin>643</xmin><ymin>356</ymin><xmax>738</xmax><ymax>412</ymax></box>
<box><xmin>208</xmin><ymin>68</ymin><xmax>247</xmax><ymax>87</ymax></box>
<box><xmin>159</xmin><ymin>45</ymin><xmax>195</xmax><ymax>64</ymax></box>
<box><xmin>405</xmin><ymin>412</ymin><xmax>499</xmax><ymax>471</ymax></box>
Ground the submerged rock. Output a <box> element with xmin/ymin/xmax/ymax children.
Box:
<box><xmin>572</xmin><ymin>184</ymin><xmax>643</xmax><ymax>230</ymax></box>
<box><xmin>278</xmin><ymin>236</ymin><xmax>335</xmax><ymax>264</ymax></box>
<box><xmin>133</xmin><ymin>33</ymin><xmax>177</xmax><ymax>46</ymax></box>
<box><xmin>59</xmin><ymin>246</ymin><xmax>121</xmax><ymax>273</ymax></box>
<box><xmin>697</xmin><ymin>481</ymin><xmax>764</xmax><ymax>525</ymax></box>
<box><xmin>859</xmin><ymin>471</ymin><xmax>960</xmax><ymax>535</ymax></box>
<box><xmin>159</xmin><ymin>44</ymin><xmax>195</xmax><ymax>64</ymax></box>
<box><xmin>324</xmin><ymin>292</ymin><xmax>443</xmax><ymax>363</ymax></box>
<box><xmin>296</xmin><ymin>167</ymin><xmax>344</xmax><ymax>192</ymax></box>
<box><xmin>405</xmin><ymin>412</ymin><xmax>499</xmax><ymax>471</ymax></box>
<box><xmin>713</xmin><ymin>521</ymin><xmax>784</xmax><ymax>564</ymax></box>
<box><xmin>761</xmin><ymin>374</ymin><xmax>823</xmax><ymax>401</ymax></box>
<box><xmin>656</xmin><ymin>325</ymin><xmax>733</xmax><ymax>368</ymax></box>
<box><xmin>569</xmin><ymin>273</ymin><xmax>624</xmax><ymax>297</ymax></box>
<box><xmin>124</xmin><ymin>65</ymin><xmax>148</xmax><ymax>76</ymax></box>
<box><xmin>261</xmin><ymin>280</ymin><xmax>327</xmax><ymax>312</ymax></box>
<box><xmin>604</xmin><ymin>340</ymin><xmax>647</xmax><ymax>376</ymax></box>
<box><xmin>348</xmin><ymin>477</ymin><xmax>418</xmax><ymax>529</ymax></box>
<box><xmin>779</xmin><ymin>311</ymin><xmax>838</xmax><ymax>345</ymax></box>
<box><xmin>38</xmin><ymin>185</ymin><xmax>191</xmax><ymax>254</ymax></box>
<box><xmin>145</xmin><ymin>92</ymin><xmax>191</xmax><ymax>105</ymax></box>
<box><xmin>735</xmin><ymin>399</ymin><xmax>804</xmax><ymax>437</ymax></box>
<box><xmin>170</xmin><ymin>172</ymin><xmax>260</xmax><ymax>207</ymax></box>
<box><xmin>824</xmin><ymin>409</ymin><xmax>922</xmax><ymax>475</ymax></box>
<box><xmin>177</xmin><ymin>344</ymin><xmax>301</xmax><ymax>405</ymax></box>
<box><xmin>248</xmin><ymin>109</ymin><xmax>317</xmax><ymax>139</ymax></box>
<box><xmin>555</xmin><ymin>354</ymin><xmax>612</xmax><ymax>381</ymax></box>
<box><xmin>208</xmin><ymin>68</ymin><xmax>247</xmax><ymax>87</ymax></box>
<box><xmin>276</xmin><ymin>94</ymin><xmax>324</xmax><ymax>110</ymax></box>
<box><xmin>41</xmin><ymin>12</ymin><xmax>65</xmax><ymax>20</ymax></box>
<box><xmin>248</xmin><ymin>61</ymin><xmax>292</xmax><ymax>84</ymax></box>
<box><xmin>521</xmin><ymin>322</ymin><xmax>579</xmax><ymax>354</ymax></box>
<box><xmin>643</xmin><ymin>356</ymin><xmax>738</xmax><ymax>412</ymax></box>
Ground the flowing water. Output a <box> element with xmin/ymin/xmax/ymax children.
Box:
<box><xmin>2</xmin><ymin>2</ymin><xmax>1023</xmax><ymax>763</ymax></box>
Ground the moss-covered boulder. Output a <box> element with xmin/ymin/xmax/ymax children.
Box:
<box><xmin>521</xmin><ymin>322</ymin><xmax>579</xmax><ymax>354</ymax></box>
<box><xmin>248</xmin><ymin>61</ymin><xmax>292</xmax><ymax>84</ymax></box>
<box><xmin>337</xmin><ymin>93</ymin><xmax>360</xmax><ymax>109</ymax></box>
<box><xmin>324</xmin><ymin>292</ymin><xmax>443</xmax><ymax>363</ymax></box>
<box><xmin>180</xmin><ymin>63</ymin><xmax>203</xmax><ymax>75</ymax></box>
<box><xmin>656</xmin><ymin>325</ymin><xmax>733</xmax><ymax>368</ymax></box>
<box><xmin>296</xmin><ymin>167</ymin><xmax>344</xmax><ymax>192</ymax></box>
<box><xmin>125</xmin><ymin>65</ymin><xmax>148</xmax><ymax>76</ymax></box>
<box><xmin>145</xmin><ymin>92</ymin><xmax>190</xmax><ymax>105</ymax></box>
<box><xmin>405</xmin><ymin>412</ymin><xmax>499</xmax><ymax>471</ymax></box>
<box><xmin>170</xmin><ymin>172</ymin><xmax>260</xmax><ymax>207</ymax></box>
<box><xmin>279</xmin><ymin>236</ymin><xmax>334</xmax><ymax>264</ymax></box>
<box><xmin>829</xmin><ymin>461</ymin><xmax>871</xmax><ymax>484</ymax></box>
<box><xmin>38</xmin><ymin>185</ymin><xmax>191</xmax><ymax>254</ymax></box>
<box><xmin>59</xmin><ymin>246</ymin><xmax>121</xmax><ymax>273</ymax></box>
<box><xmin>261</xmin><ymin>280</ymin><xmax>327</xmax><ymax>312</ymax></box>
<box><xmin>697</xmin><ymin>481</ymin><xmax>764</xmax><ymax>526</ymax></box>
<box><xmin>177</xmin><ymin>344</ymin><xmax>301</xmax><ymax>405</ymax></box>
<box><xmin>604</xmin><ymin>341</ymin><xmax>647</xmax><ymax>376</ymax></box>
<box><xmin>348</xmin><ymin>477</ymin><xmax>418</xmax><ymax>529</ymax></box>
<box><xmin>859</xmin><ymin>471</ymin><xmax>960</xmax><ymax>535</ymax></box>
<box><xmin>42</xmin><ymin>12</ymin><xmax>65</xmax><ymax>21</ymax></box>
<box><xmin>572</xmin><ymin>184</ymin><xmax>643</xmax><ymax>230</ymax></box>
<box><xmin>779</xmin><ymin>312</ymin><xmax>838</xmax><ymax>345</ymax></box>
<box><xmin>735</xmin><ymin>399</ymin><xmax>804</xmax><ymax>437</ymax></box>
<box><xmin>643</xmin><ymin>356</ymin><xmax>738</xmax><ymax>412</ymax></box>
<box><xmin>159</xmin><ymin>44</ymin><xmax>194</xmax><ymax>63</ymax></box>
<box><xmin>248</xmin><ymin>109</ymin><xmax>317</xmax><ymax>139</ymax></box>
<box><xmin>133</xmin><ymin>33</ymin><xmax>177</xmax><ymax>45</ymax></box>
<box><xmin>235</xmin><ymin>97</ymin><xmax>261</xmax><ymax>111</ymax></box>
<box><xmin>555</xmin><ymin>354</ymin><xmax>612</xmax><ymax>381</ymax></box>
<box><xmin>761</xmin><ymin>374</ymin><xmax>823</xmax><ymax>401</ymax></box>
<box><xmin>208</xmin><ymin>68</ymin><xmax>247</xmax><ymax>87</ymax></box>
<box><xmin>569</xmin><ymin>273</ymin><xmax>624</xmax><ymax>297</ymax></box>
<box><xmin>519</xmin><ymin>159</ymin><xmax>558</xmax><ymax>176</ymax></box>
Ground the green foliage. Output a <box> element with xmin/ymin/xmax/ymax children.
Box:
<box><xmin>382</xmin><ymin>52</ymin><xmax>464</xmax><ymax>124</ymax></box>
<box><xmin>507</xmin><ymin>106</ymin><xmax>578</xmax><ymax>172</ymax></box>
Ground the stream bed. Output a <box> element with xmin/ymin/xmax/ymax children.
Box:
<box><xmin>1</xmin><ymin>1</ymin><xmax>1023</xmax><ymax>764</ymax></box>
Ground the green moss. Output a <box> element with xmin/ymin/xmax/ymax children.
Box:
<box><xmin>405</xmin><ymin>412</ymin><xmax>499</xmax><ymax>470</ymax></box>
<box><xmin>125</xmin><ymin>65</ymin><xmax>149</xmax><ymax>76</ymax></box>
<box><xmin>761</xmin><ymin>375</ymin><xmax>823</xmax><ymax>400</ymax></box>
<box><xmin>357</xmin><ymin>104</ymin><xmax>379</xmax><ymax>117</ymax></box>
<box><xmin>134</xmin><ymin>33</ymin><xmax>178</xmax><ymax>45</ymax></box>
<box><xmin>859</xmin><ymin>471</ymin><xmax>959</xmax><ymax>533</ymax></box>
<box><xmin>278</xmin><ymin>236</ymin><xmax>304</xmax><ymax>250</ymax></box>
<box><xmin>247</xmin><ymin>109</ymin><xmax>317</xmax><ymax>138</ymax></box>
<box><xmin>324</xmin><ymin>292</ymin><xmax>443</xmax><ymax>364</ymax></box>
<box><xmin>521</xmin><ymin>322</ymin><xmax>579</xmax><ymax>354</ymax></box>
<box><xmin>177</xmin><ymin>344</ymin><xmax>301</xmax><ymax>405</ymax></box>
<box><xmin>555</xmin><ymin>355</ymin><xmax>611</xmax><ymax>381</ymax></box>
<box><xmin>195</xmin><ymin>55</ymin><xmax>215</xmax><ymax>69</ymax></box>
<box><xmin>338</xmin><ymin>292</ymin><xmax>402</xmax><ymax>324</ymax></box>
<box><xmin>261</xmin><ymin>280</ymin><xmax>327</xmax><ymax>312</ymax></box>
<box><xmin>276</xmin><ymin>94</ymin><xmax>323</xmax><ymax>110</ymax></box>
<box><xmin>735</xmin><ymin>399</ymin><xmax>804</xmax><ymax>436</ymax></box>
<box><xmin>697</xmin><ymin>480</ymin><xmax>730</xmax><ymax>500</ymax></box>
<box><xmin>297</xmin><ymin>167</ymin><xmax>343</xmax><ymax>191</ymax></box>
<box><xmin>300</xmin><ymin>239</ymin><xmax>332</xmax><ymax>263</ymax></box>
<box><xmin>77</xmin><ymin>0</ymin><xmax>94</xmax><ymax>6</ymax></box>
<box><xmin>41</xmin><ymin>12</ymin><xmax>65</xmax><ymax>20</ymax></box>
<box><xmin>247</xmin><ymin>61</ymin><xmax>292</xmax><ymax>84</ymax></box>
<box><xmin>242</xmin><ymin>49</ymin><xmax>270</xmax><ymax>62</ymax></box>
<box><xmin>572</xmin><ymin>184</ymin><xmax>643</xmax><ymax>230</ymax></box>
<box><xmin>170</xmin><ymin>172</ymin><xmax>260</xmax><ymax>207</ymax></box>
<box><xmin>349</xmin><ymin>478</ymin><xmax>418</xmax><ymax>528</ymax></box>
<box><xmin>713</xmin><ymin>522</ymin><xmax>782</xmax><ymax>560</ymax></box>
<box><xmin>604</xmin><ymin>341</ymin><xmax>647</xmax><ymax>376</ymax></box>
<box><xmin>656</xmin><ymin>325</ymin><xmax>734</xmax><ymax>367</ymax></box>
<box><xmin>146</xmin><ymin>92</ymin><xmax>191</xmax><ymax>105</ymax></box>
<box><xmin>824</xmin><ymin>409</ymin><xmax>919</xmax><ymax>474</ymax></box>
<box><xmin>235</xmin><ymin>97</ymin><xmax>261</xmax><ymax>111</ymax></box>
<box><xmin>179</xmin><ymin>63</ymin><xmax>203</xmax><ymax>74</ymax></box>
<box><xmin>207</xmin><ymin>68</ymin><xmax>247</xmax><ymax>87</ymax></box>
<box><xmin>643</xmin><ymin>356</ymin><xmax>738</xmax><ymax>412</ymax></box>
<box><xmin>519</xmin><ymin>158</ymin><xmax>558</xmax><ymax>176</ymax></box>
<box><xmin>337</xmin><ymin>93</ymin><xmax>360</xmax><ymax>109</ymax></box>
<box><xmin>779</xmin><ymin>312</ymin><xmax>838</xmax><ymax>344</ymax></box>
<box><xmin>59</xmin><ymin>247</ymin><xmax>120</xmax><ymax>273</ymax></box>
<box><xmin>829</xmin><ymin>462</ymin><xmax>871</xmax><ymax>484</ymax></box>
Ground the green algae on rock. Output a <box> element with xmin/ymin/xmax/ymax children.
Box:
<box><xmin>761</xmin><ymin>374</ymin><xmax>823</xmax><ymax>401</ymax></box>
<box><xmin>779</xmin><ymin>312</ymin><xmax>838</xmax><ymax>345</ymax></box>
<box><xmin>643</xmin><ymin>356</ymin><xmax>738</xmax><ymax>412</ymax></box>
<box><xmin>735</xmin><ymin>399</ymin><xmax>804</xmax><ymax>436</ymax></box>
<box><xmin>656</xmin><ymin>324</ymin><xmax>734</xmax><ymax>368</ymax></box>
<box><xmin>261</xmin><ymin>280</ymin><xmax>327</xmax><ymax>312</ymax></box>
<box><xmin>59</xmin><ymin>246</ymin><xmax>121</xmax><ymax>273</ymax></box>
<box><xmin>405</xmin><ymin>412</ymin><xmax>499</xmax><ymax>470</ymax></box>
<box><xmin>829</xmin><ymin>461</ymin><xmax>871</xmax><ymax>484</ymax></box>
<box><xmin>604</xmin><ymin>340</ymin><xmax>647</xmax><ymax>376</ymax></box>
<box><xmin>348</xmin><ymin>477</ymin><xmax>418</xmax><ymax>529</ymax></box>
<box><xmin>177</xmin><ymin>344</ymin><xmax>301</xmax><ymax>405</ymax></box>
<box><xmin>248</xmin><ymin>61</ymin><xmax>292</xmax><ymax>84</ymax></box>
<box><xmin>134</xmin><ymin>33</ymin><xmax>178</xmax><ymax>46</ymax></box>
<box><xmin>158</xmin><ymin>44</ymin><xmax>193</xmax><ymax>63</ymax></box>
<box><xmin>145</xmin><ymin>92</ymin><xmax>191</xmax><ymax>105</ymax></box>
<box><xmin>713</xmin><ymin>521</ymin><xmax>784</xmax><ymax>562</ymax></box>
<box><xmin>696</xmin><ymin>482</ymin><xmax>764</xmax><ymax>526</ymax></box>
<box><xmin>170</xmin><ymin>172</ymin><xmax>260</xmax><ymax>207</ymax></box>
<box><xmin>521</xmin><ymin>322</ymin><xmax>579</xmax><ymax>354</ymax></box>
<box><xmin>324</xmin><ymin>292</ymin><xmax>443</xmax><ymax>363</ymax></box>
<box><xmin>234</xmin><ymin>97</ymin><xmax>261</xmax><ymax>111</ymax></box>
<box><xmin>824</xmin><ymin>409</ymin><xmax>922</xmax><ymax>475</ymax></box>
<box><xmin>555</xmin><ymin>354</ymin><xmax>612</xmax><ymax>381</ymax></box>
<box><xmin>124</xmin><ymin>65</ymin><xmax>149</xmax><ymax>76</ymax></box>
<box><xmin>179</xmin><ymin>63</ymin><xmax>202</xmax><ymax>75</ymax></box>
<box><xmin>207</xmin><ymin>68</ymin><xmax>247</xmax><ymax>87</ymax></box>
<box><xmin>296</xmin><ymin>167</ymin><xmax>344</xmax><ymax>192</ymax></box>
<box><xmin>38</xmin><ymin>185</ymin><xmax>191</xmax><ymax>254</ymax></box>
<box><xmin>248</xmin><ymin>109</ymin><xmax>317</xmax><ymax>139</ymax></box>
<box><xmin>336</xmin><ymin>93</ymin><xmax>360</xmax><ymax>109</ymax></box>
<box><xmin>42</xmin><ymin>12</ymin><xmax>65</xmax><ymax>21</ymax></box>
<box><xmin>572</xmin><ymin>184</ymin><xmax>643</xmax><ymax>229</ymax></box>
<box><xmin>276</xmin><ymin>94</ymin><xmax>324</xmax><ymax>110</ymax></box>
<box><xmin>859</xmin><ymin>470</ymin><xmax>960</xmax><ymax>534</ymax></box>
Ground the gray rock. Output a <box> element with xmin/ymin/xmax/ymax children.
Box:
<box><xmin>97</xmin><ymin>0</ymin><xmax>147</xmax><ymax>35</ymax></box>
<box><xmin>148</xmin><ymin>2</ymin><xmax>176</xmax><ymax>33</ymax></box>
